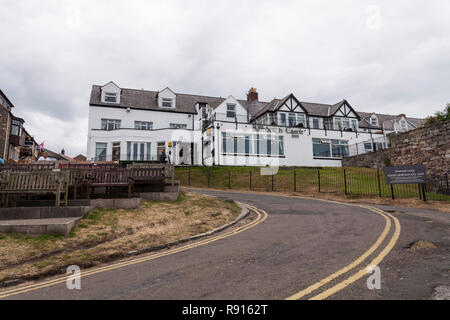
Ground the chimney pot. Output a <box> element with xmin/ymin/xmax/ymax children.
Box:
<box><xmin>247</xmin><ymin>88</ymin><xmax>259</xmax><ymax>102</ymax></box>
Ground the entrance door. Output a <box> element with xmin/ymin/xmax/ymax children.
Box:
<box><xmin>157</xmin><ymin>142</ymin><xmax>166</xmax><ymax>160</ymax></box>
<box><xmin>112</xmin><ymin>142</ymin><xmax>121</xmax><ymax>161</ymax></box>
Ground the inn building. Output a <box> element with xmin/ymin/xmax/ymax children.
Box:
<box><xmin>87</xmin><ymin>82</ymin><xmax>424</xmax><ymax>167</ymax></box>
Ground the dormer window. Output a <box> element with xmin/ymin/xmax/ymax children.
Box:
<box><xmin>400</xmin><ymin>119</ymin><xmax>407</xmax><ymax>129</ymax></box>
<box><xmin>100</xmin><ymin>82</ymin><xmax>121</xmax><ymax>104</ymax></box>
<box><xmin>104</xmin><ymin>92</ymin><xmax>118</xmax><ymax>103</ymax></box>
<box><xmin>370</xmin><ymin>116</ymin><xmax>378</xmax><ymax>126</ymax></box>
<box><xmin>162</xmin><ymin>98</ymin><xmax>174</xmax><ymax>108</ymax></box>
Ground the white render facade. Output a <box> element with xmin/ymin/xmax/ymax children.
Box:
<box><xmin>87</xmin><ymin>82</ymin><xmax>424</xmax><ymax>167</ymax></box>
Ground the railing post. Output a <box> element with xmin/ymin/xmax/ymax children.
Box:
<box><xmin>272</xmin><ymin>173</ymin><xmax>274</xmax><ymax>192</ymax></box>
<box><xmin>377</xmin><ymin>168</ymin><xmax>382</xmax><ymax>198</ymax></box>
<box><xmin>418</xmin><ymin>184</ymin><xmax>422</xmax><ymax>200</ymax></box>
<box><xmin>422</xmin><ymin>184</ymin><xmax>427</xmax><ymax>202</ymax></box>
<box><xmin>344</xmin><ymin>169</ymin><xmax>347</xmax><ymax>195</ymax></box>
<box><xmin>391</xmin><ymin>184</ymin><xmax>395</xmax><ymax>200</ymax></box>
<box><xmin>318</xmin><ymin>170</ymin><xmax>321</xmax><ymax>193</ymax></box>
<box><xmin>294</xmin><ymin>169</ymin><xmax>297</xmax><ymax>192</ymax></box>
<box><xmin>228</xmin><ymin>169</ymin><xmax>231</xmax><ymax>189</ymax></box>
<box><xmin>249</xmin><ymin>170</ymin><xmax>252</xmax><ymax>190</ymax></box>
<box><xmin>208</xmin><ymin>167</ymin><xmax>210</xmax><ymax>188</ymax></box>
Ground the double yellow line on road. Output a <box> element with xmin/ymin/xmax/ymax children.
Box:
<box><xmin>286</xmin><ymin>205</ymin><xmax>401</xmax><ymax>300</ymax></box>
<box><xmin>0</xmin><ymin>193</ymin><xmax>401</xmax><ymax>301</ymax></box>
<box><xmin>0</xmin><ymin>204</ymin><xmax>268</xmax><ymax>299</ymax></box>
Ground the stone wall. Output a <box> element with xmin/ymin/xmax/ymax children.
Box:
<box><xmin>342</xmin><ymin>120</ymin><xmax>450</xmax><ymax>177</ymax></box>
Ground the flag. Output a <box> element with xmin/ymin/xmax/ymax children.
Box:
<box><xmin>37</xmin><ymin>142</ymin><xmax>45</xmax><ymax>151</ymax></box>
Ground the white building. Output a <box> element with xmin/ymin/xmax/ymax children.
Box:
<box><xmin>87</xmin><ymin>82</ymin><xmax>424</xmax><ymax>167</ymax></box>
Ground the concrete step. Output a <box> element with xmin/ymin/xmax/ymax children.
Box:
<box><xmin>138</xmin><ymin>192</ymin><xmax>179</xmax><ymax>201</ymax></box>
<box><xmin>0</xmin><ymin>217</ymin><xmax>82</xmax><ymax>235</ymax></box>
<box><xmin>0</xmin><ymin>206</ymin><xmax>94</xmax><ymax>221</ymax></box>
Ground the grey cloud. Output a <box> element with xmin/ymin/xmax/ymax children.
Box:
<box><xmin>0</xmin><ymin>0</ymin><xmax>449</xmax><ymax>156</ymax></box>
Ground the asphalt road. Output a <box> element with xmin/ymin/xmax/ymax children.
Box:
<box><xmin>1</xmin><ymin>189</ymin><xmax>449</xmax><ymax>300</ymax></box>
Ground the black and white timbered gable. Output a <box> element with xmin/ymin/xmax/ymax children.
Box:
<box><xmin>276</xmin><ymin>94</ymin><xmax>308</xmax><ymax>114</ymax></box>
<box><xmin>330</xmin><ymin>100</ymin><xmax>360</xmax><ymax>119</ymax></box>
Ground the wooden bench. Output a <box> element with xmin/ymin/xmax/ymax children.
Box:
<box><xmin>0</xmin><ymin>171</ymin><xmax>69</xmax><ymax>207</ymax></box>
<box><xmin>130</xmin><ymin>168</ymin><xmax>165</xmax><ymax>186</ymax></box>
<box><xmin>85</xmin><ymin>169</ymin><xmax>135</xmax><ymax>199</ymax></box>
<box><xmin>128</xmin><ymin>164</ymin><xmax>173</xmax><ymax>186</ymax></box>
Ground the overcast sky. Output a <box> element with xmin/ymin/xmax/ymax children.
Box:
<box><xmin>1</xmin><ymin>0</ymin><xmax>449</xmax><ymax>157</ymax></box>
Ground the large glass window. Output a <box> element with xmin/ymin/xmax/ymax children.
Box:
<box><xmin>146</xmin><ymin>143</ymin><xmax>151</xmax><ymax>160</ymax></box>
<box><xmin>342</xmin><ymin>119</ymin><xmax>350</xmax><ymax>130</ymax></box>
<box><xmin>313</xmin><ymin>139</ymin><xmax>331</xmax><ymax>158</ymax></box>
<box><xmin>140</xmin><ymin>143</ymin><xmax>145</xmax><ymax>161</ymax></box>
<box><xmin>95</xmin><ymin>143</ymin><xmax>107</xmax><ymax>161</ymax></box>
<box><xmin>101</xmin><ymin>119</ymin><xmax>121</xmax><ymax>130</ymax></box>
<box><xmin>222</xmin><ymin>133</ymin><xmax>235</xmax><ymax>154</ymax></box>
<box><xmin>133</xmin><ymin>143</ymin><xmax>138</xmax><ymax>161</ymax></box>
<box><xmin>312</xmin><ymin>118</ymin><xmax>320</xmax><ymax>129</ymax></box>
<box><xmin>289</xmin><ymin>113</ymin><xmax>296</xmax><ymax>127</ymax></box>
<box><xmin>296</xmin><ymin>114</ymin><xmax>306</xmax><ymax>128</ymax></box>
<box><xmin>257</xmin><ymin>135</ymin><xmax>268</xmax><ymax>155</ymax></box>
<box><xmin>334</xmin><ymin>117</ymin><xmax>342</xmax><ymax>130</ymax></box>
<box><xmin>222</xmin><ymin>133</ymin><xmax>283</xmax><ymax>156</ymax></box>
<box><xmin>135</xmin><ymin>121</ymin><xmax>153</xmax><ymax>130</ymax></box>
<box><xmin>127</xmin><ymin>142</ymin><xmax>131</xmax><ymax>160</ymax></box>
<box><xmin>278</xmin><ymin>136</ymin><xmax>285</xmax><ymax>156</ymax></box>
<box><xmin>279</xmin><ymin>113</ymin><xmax>287</xmax><ymax>126</ymax></box>
<box><xmin>351</xmin><ymin>119</ymin><xmax>358</xmax><ymax>131</ymax></box>
<box><xmin>245</xmin><ymin>136</ymin><xmax>251</xmax><ymax>155</ymax></box>
<box><xmin>270</xmin><ymin>136</ymin><xmax>285</xmax><ymax>156</ymax></box>
<box><xmin>313</xmin><ymin>139</ymin><xmax>348</xmax><ymax>158</ymax></box>
<box><xmin>331</xmin><ymin>140</ymin><xmax>349</xmax><ymax>158</ymax></box>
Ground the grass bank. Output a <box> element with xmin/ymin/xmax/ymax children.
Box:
<box><xmin>0</xmin><ymin>191</ymin><xmax>241</xmax><ymax>284</ymax></box>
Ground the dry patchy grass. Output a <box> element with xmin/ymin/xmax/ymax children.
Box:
<box><xmin>0</xmin><ymin>191</ymin><xmax>241</xmax><ymax>283</ymax></box>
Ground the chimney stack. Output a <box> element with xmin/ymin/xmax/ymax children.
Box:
<box><xmin>61</xmin><ymin>148</ymin><xmax>65</xmax><ymax>155</ymax></box>
<box><xmin>247</xmin><ymin>87</ymin><xmax>259</xmax><ymax>102</ymax></box>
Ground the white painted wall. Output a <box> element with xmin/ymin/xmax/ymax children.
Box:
<box><xmin>87</xmin><ymin>106</ymin><xmax>197</xmax><ymax>161</ymax></box>
<box><xmin>88</xmin><ymin>106</ymin><xmax>195</xmax><ymax>131</ymax></box>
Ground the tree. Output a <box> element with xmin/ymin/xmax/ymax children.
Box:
<box><xmin>424</xmin><ymin>103</ymin><xmax>450</xmax><ymax>125</ymax></box>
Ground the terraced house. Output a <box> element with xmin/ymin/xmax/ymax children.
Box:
<box><xmin>0</xmin><ymin>89</ymin><xmax>37</xmax><ymax>161</ymax></box>
<box><xmin>87</xmin><ymin>82</ymin><xmax>424</xmax><ymax>167</ymax></box>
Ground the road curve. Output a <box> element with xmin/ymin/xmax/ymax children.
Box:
<box><xmin>1</xmin><ymin>189</ymin><xmax>448</xmax><ymax>300</ymax></box>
